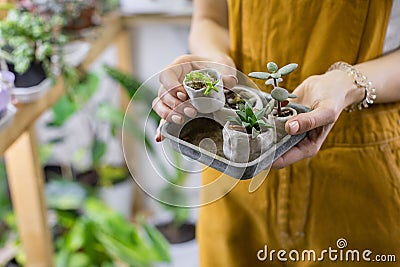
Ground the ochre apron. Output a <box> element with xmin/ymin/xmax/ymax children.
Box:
<box><xmin>198</xmin><ymin>1</ymin><xmax>400</xmax><ymax>266</ymax></box>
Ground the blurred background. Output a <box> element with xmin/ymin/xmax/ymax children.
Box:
<box><xmin>0</xmin><ymin>0</ymin><xmax>202</xmax><ymax>266</ymax></box>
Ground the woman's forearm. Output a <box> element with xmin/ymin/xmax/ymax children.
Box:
<box><xmin>189</xmin><ymin>0</ymin><xmax>234</xmax><ymax>68</ymax></box>
<box><xmin>355</xmin><ymin>49</ymin><xmax>400</xmax><ymax>104</ymax></box>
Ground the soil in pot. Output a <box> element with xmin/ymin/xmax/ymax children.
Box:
<box><xmin>75</xmin><ymin>169</ymin><xmax>99</xmax><ymax>187</ymax></box>
<box><xmin>179</xmin><ymin>117</ymin><xmax>225</xmax><ymax>158</ymax></box>
<box><xmin>7</xmin><ymin>62</ymin><xmax>47</xmax><ymax>88</ymax></box>
<box><xmin>156</xmin><ymin>222</ymin><xmax>196</xmax><ymax>244</ymax></box>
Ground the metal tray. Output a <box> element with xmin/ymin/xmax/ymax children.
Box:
<box><xmin>0</xmin><ymin>104</ymin><xmax>17</xmax><ymax>132</ymax></box>
<box><xmin>161</xmin><ymin>87</ymin><xmax>310</xmax><ymax>180</ymax></box>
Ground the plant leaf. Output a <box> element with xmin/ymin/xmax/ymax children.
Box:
<box><xmin>278</xmin><ymin>63</ymin><xmax>298</xmax><ymax>76</ymax></box>
<box><xmin>252</xmin><ymin>127</ymin><xmax>259</xmax><ymax>138</ymax></box>
<box><xmin>248</xmin><ymin>72</ymin><xmax>271</xmax><ymax>80</ymax></box>
<box><xmin>267</xmin><ymin>62</ymin><xmax>278</xmax><ymax>73</ymax></box>
<box><xmin>271</xmin><ymin>87</ymin><xmax>289</xmax><ymax>102</ymax></box>
<box><xmin>255</xmin><ymin>107</ymin><xmax>266</xmax><ymax>120</ymax></box>
<box><xmin>91</xmin><ymin>138</ymin><xmax>106</xmax><ymax>167</ymax></box>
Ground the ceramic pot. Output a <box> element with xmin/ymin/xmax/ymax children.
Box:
<box><xmin>7</xmin><ymin>61</ymin><xmax>46</xmax><ymax>88</ymax></box>
<box><xmin>271</xmin><ymin>107</ymin><xmax>298</xmax><ymax>143</ymax></box>
<box><xmin>222</xmin><ymin>121</ymin><xmax>273</xmax><ymax>163</ymax></box>
<box><xmin>183</xmin><ymin>69</ymin><xmax>225</xmax><ymax>113</ymax></box>
<box><xmin>0</xmin><ymin>71</ymin><xmax>14</xmax><ymax>118</ymax></box>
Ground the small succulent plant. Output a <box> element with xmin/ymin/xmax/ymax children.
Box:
<box><xmin>249</xmin><ymin>61</ymin><xmax>298</xmax><ymax>116</ymax></box>
<box><xmin>184</xmin><ymin>71</ymin><xmax>219</xmax><ymax>95</ymax></box>
<box><xmin>227</xmin><ymin>101</ymin><xmax>274</xmax><ymax>137</ymax></box>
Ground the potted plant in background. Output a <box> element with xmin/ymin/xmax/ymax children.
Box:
<box><xmin>104</xmin><ymin>65</ymin><xmax>199</xmax><ymax>263</ymax></box>
<box><xmin>46</xmin><ymin>179</ymin><xmax>171</xmax><ymax>267</ymax></box>
<box><xmin>44</xmin><ymin>72</ymin><xmax>135</xmax><ymax>219</ymax></box>
<box><xmin>249</xmin><ymin>61</ymin><xmax>298</xmax><ymax>142</ymax></box>
<box><xmin>223</xmin><ymin>101</ymin><xmax>274</xmax><ymax>163</ymax></box>
<box><xmin>183</xmin><ymin>68</ymin><xmax>225</xmax><ymax>113</ymax></box>
<box><xmin>0</xmin><ymin>72</ymin><xmax>12</xmax><ymax>117</ymax></box>
<box><xmin>0</xmin><ymin>175</ymin><xmax>171</xmax><ymax>267</ymax></box>
<box><xmin>0</xmin><ymin>8</ymin><xmax>79</xmax><ymax>103</ymax></box>
<box><xmin>19</xmin><ymin>0</ymin><xmax>99</xmax><ymax>34</ymax></box>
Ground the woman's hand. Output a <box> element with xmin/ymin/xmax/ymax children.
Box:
<box><xmin>272</xmin><ymin>70</ymin><xmax>364</xmax><ymax>169</ymax></box>
<box><xmin>153</xmin><ymin>54</ymin><xmax>237</xmax><ymax>142</ymax></box>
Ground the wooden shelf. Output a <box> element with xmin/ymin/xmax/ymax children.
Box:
<box><xmin>0</xmin><ymin>12</ymin><xmax>128</xmax><ymax>267</ymax></box>
<box><xmin>0</xmin><ymin>12</ymin><xmax>123</xmax><ymax>155</ymax></box>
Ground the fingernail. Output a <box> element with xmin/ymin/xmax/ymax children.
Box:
<box><xmin>184</xmin><ymin>107</ymin><xmax>197</xmax><ymax>118</ymax></box>
<box><xmin>177</xmin><ymin>92</ymin><xmax>187</xmax><ymax>101</ymax></box>
<box><xmin>172</xmin><ymin>115</ymin><xmax>183</xmax><ymax>124</ymax></box>
<box><xmin>288</xmin><ymin>121</ymin><xmax>299</xmax><ymax>134</ymax></box>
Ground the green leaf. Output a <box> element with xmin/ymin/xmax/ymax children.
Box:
<box><xmin>271</xmin><ymin>87</ymin><xmax>289</xmax><ymax>102</ymax></box>
<box><xmin>242</xmin><ymin>122</ymin><xmax>250</xmax><ymax>128</ymax></box>
<box><xmin>252</xmin><ymin>127</ymin><xmax>259</xmax><ymax>138</ymax></box>
<box><xmin>278</xmin><ymin>63</ymin><xmax>298</xmax><ymax>76</ymax></box>
<box><xmin>288</xmin><ymin>93</ymin><xmax>297</xmax><ymax>98</ymax></box>
<box><xmin>266</xmin><ymin>99</ymin><xmax>276</xmax><ymax>114</ymax></box>
<box><xmin>91</xmin><ymin>138</ymin><xmax>106</xmax><ymax>167</ymax></box>
<box><xmin>267</xmin><ymin>62</ymin><xmax>278</xmax><ymax>73</ymax></box>
<box><xmin>236</xmin><ymin>110</ymin><xmax>247</xmax><ymax>121</ymax></box>
<box><xmin>248</xmin><ymin>72</ymin><xmax>271</xmax><ymax>80</ymax></box>
<box><xmin>227</xmin><ymin>115</ymin><xmax>242</xmax><ymax>125</ymax></box>
<box><xmin>255</xmin><ymin>107</ymin><xmax>266</xmax><ymax>120</ymax></box>
<box><xmin>142</xmin><ymin>222</ymin><xmax>172</xmax><ymax>262</ymax></box>
<box><xmin>66</xmin><ymin>219</ymin><xmax>87</xmax><ymax>251</ymax></box>
<box><xmin>68</xmin><ymin>252</ymin><xmax>91</xmax><ymax>267</ymax></box>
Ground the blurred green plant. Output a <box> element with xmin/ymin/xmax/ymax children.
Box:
<box><xmin>47</xmin><ymin>180</ymin><xmax>171</xmax><ymax>267</ymax></box>
<box><xmin>104</xmin><ymin>66</ymin><xmax>192</xmax><ymax>235</ymax></box>
<box><xmin>0</xmin><ymin>8</ymin><xmax>79</xmax><ymax>92</ymax></box>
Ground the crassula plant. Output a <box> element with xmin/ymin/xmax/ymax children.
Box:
<box><xmin>249</xmin><ymin>61</ymin><xmax>299</xmax><ymax>142</ymax></box>
<box><xmin>249</xmin><ymin>61</ymin><xmax>298</xmax><ymax>116</ymax></box>
<box><xmin>183</xmin><ymin>69</ymin><xmax>225</xmax><ymax>113</ymax></box>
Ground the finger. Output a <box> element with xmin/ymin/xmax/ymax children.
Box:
<box><xmin>222</xmin><ymin>74</ymin><xmax>238</xmax><ymax>90</ymax></box>
<box><xmin>152</xmin><ymin>97</ymin><xmax>184</xmax><ymax>124</ymax></box>
<box><xmin>285</xmin><ymin>106</ymin><xmax>336</xmax><ymax>135</ymax></box>
<box><xmin>155</xmin><ymin>119</ymin><xmax>166</xmax><ymax>142</ymax></box>
<box><xmin>157</xmin><ymin>88</ymin><xmax>197</xmax><ymax>118</ymax></box>
<box><xmin>271</xmin><ymin>133</ymin><xmax>319</xmax><ymax>169</ymax></box>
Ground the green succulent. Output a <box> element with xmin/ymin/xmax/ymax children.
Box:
<box><xmin>184</xmin><ymin>71</ymin><xmax>219</xmax><ymax>95</ymax></box>
<box><xmin>227</xmin><ymin>101</ymin><xmax>273</xmax><ymax>137</ymax></box>
<box><xmin>248</xmin><ymin>61</ymin><xmax>298</xmax><ymax>116</ymax></box>
<box><xmin>248</xmin><ymin>61</ymin><xmax>298</xmax><ymax>84</ymax></box>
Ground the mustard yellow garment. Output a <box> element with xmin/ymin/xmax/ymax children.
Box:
<box><xmin>197</xmin><ymin>1</ymin><xmax>400</xmax><ymax>266</ymax></box>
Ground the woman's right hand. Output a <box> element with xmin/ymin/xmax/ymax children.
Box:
<box><xmin>153</xmin><ymin>54</ymin><xmax>237</xmax><ymax>142</ymax></box>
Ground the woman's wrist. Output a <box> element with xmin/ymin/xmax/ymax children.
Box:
<box><xmin>327</xmin><ymin>62</ymin><xmax>375</xmax><ymax>112</ymax></box>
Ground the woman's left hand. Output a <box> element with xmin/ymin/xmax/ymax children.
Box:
<box><xmin>272</xmin><ymin>70</ymin><xmax>363</xmax><ymax>169</ymax></box>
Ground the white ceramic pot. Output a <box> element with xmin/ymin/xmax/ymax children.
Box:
<box><xmin>183</xmin><ymin>69</ymin><xmax>225</xmax><ymax>113</ymax></box>
<box><xmin>98</xmin><ymin>178</ymin><xmax>134</xmax><ymax>220</ymax></box>
<box><xmin>222</xmin><ymin>121</ymin><xmax>274</xmax><ymax>163</ymax></box>
<box><xmin>271</xmin><ymin>107</ymin><xmax>298</xmax><ymax>143</ymax></box>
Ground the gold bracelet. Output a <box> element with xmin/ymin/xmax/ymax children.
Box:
<box><xmin>327</xmin><ymin>61</ymin><xmax>376</xmax><ymax>112</ymax></box>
